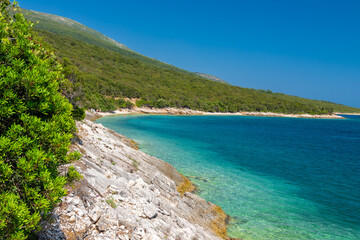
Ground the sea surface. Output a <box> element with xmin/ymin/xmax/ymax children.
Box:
<box><xmin>97</xmin><ymin>114</ymin><xmax>360</xmax><ymax>239</ymax></box>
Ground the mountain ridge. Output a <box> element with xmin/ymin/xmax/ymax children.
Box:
<box><xmin>27</xmin><ymin>9</ymin><xmax>131</xmax><ymax>50</ymax></box>
<box><xmin>18</xmin><ymin>8</ymin><xmax>195</xmax><ymax>74</ymax></box>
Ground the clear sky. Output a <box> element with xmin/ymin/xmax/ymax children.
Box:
<box><xmin>18</xmin><ymin>0</ymin><xmax>360</xmax><ymax>107</ymax></box>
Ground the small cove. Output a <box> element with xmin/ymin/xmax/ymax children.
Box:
<box><xmin>97</xmin><ymin>114</ymin><xmax>360</xmax><ymax>239</ymax></box>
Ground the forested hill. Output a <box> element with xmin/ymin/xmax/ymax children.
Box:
<box><xmin>21</xmin><ymin>9</ymin><xmax>360</xmax><ymax>114</ymax></box>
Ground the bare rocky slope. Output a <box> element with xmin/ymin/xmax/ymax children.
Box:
<box><xmin>193</xmin><ymin>73</ymin><xmax>229</xmax><ymax>84</ymax></box>
<box><xmin>37</xmin><ymin>112</ymin><xmax>232</xmax><ymax>240</ymax></box>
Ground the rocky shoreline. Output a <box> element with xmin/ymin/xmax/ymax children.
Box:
<box><xmin>97</xmin><ymin>107</ymin><xmax>344</xmax><ymax>119</ymax></box>
<box><xmin>38</xmin><ymin>111</ymin><xmax>236</xmax><ymax>240</ymax></box>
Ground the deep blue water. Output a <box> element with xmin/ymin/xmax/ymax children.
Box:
<box><xmin>97</xmin><ymin>115</ymin><xmax>360</xmax><ymax>239</ymax></box>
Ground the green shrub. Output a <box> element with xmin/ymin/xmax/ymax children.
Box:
<box><xmin>0</xmin><ymin>1</ymin><xmax>79</xmax><ymax>239</ymax></box>
<box><xmin>105</xmin><ymin>196</ymin><xmax>117</xmax><ymax>209</ymax></box>
<box><xmin>154</xmin><ymin>99</ymin><xmax>169</xmax><ymax>108</ymax></box>
<box><xmin>66</xmin><ymin>166</ymin><xmax>83</xmax><ymax>183</ymax></box>
<box><xmin>117</xmin><ymin>98</ymin><xmax>134</xmax><ymax>109</ymax></box>
<box><xmin>136</xmin><ymin>98</ymin><xmax>153</xmax><ymax>108</ymax></box>
<box><xmin>72</xmin><ymin>105</ymin><xmax>85</xmax><ymax>120</ymax></box>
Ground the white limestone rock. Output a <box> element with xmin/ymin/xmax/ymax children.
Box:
<box><xmin>36</xmin><ymin>118</ymin><xmax>225</xmax><ymax>240</ymax></box>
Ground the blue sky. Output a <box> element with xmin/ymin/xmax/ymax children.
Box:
<box><xmin>19</xmin><ymin>0</ymin><xmax>360</xmax><ymax>107</ymax></box>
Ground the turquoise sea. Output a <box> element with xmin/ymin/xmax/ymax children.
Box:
<box><xmin>97</xmin><ymin>115</ymin><xmax>360</xmax><ymax>239</ymax></box>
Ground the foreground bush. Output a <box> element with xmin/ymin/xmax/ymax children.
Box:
<box><xmin>0</xmin><ymin>1</ymin><xmax>79</xmax><ymax>239</ymax></box>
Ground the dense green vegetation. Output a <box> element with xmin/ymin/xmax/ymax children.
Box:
<box><xmin>0</xmin><ymin>2</ymin><xmax>80</xmax><ymax>239</ymax></box>
<box><xmin>33</xmin><ymin>29</ymin><xmax>360</xmax><ymax>114</ymax></box>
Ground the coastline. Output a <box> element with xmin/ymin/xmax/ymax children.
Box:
<box><xmin>334</xmin><ymin>112</ymin><xmax>360</xmax><ymax>116</ymax></box>
<box><xmin>93</xmin><ymin>111</ymin><xmax>360</xmax><ymax>240</ymax></box>
<box><xmin>38</xmin><ymin>111</ymin><xmax>236</xmax><ymax>240</ymax></box>
<box><xmin>96</xmin><ymin>107</ymin><xmax>345</xmax><ymax>119</ymax></box>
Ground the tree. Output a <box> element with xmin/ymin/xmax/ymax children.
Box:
<box><xmin>0</xmin><ymin>1</ymin><xmax>79</xmax><ymax>239</ymax></box>
<box><xmin>154</xmin><ymin>98</ymin><xmax>169</xmax><ymax>108</ymax></box>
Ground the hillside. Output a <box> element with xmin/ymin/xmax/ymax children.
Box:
<box><xmin>25</xmin><ymin>9</ymin><xmax>130</xmax><ymax>51</ymax></box>
<box><xmin>18</xmin><ymin>9</ymin><xmax>360</xmax><ymax>114</ymax></box>
<box><xmin>18</xmin><ymin>8</ymin><xmax>196</xmax><ymax>74</ymax></box>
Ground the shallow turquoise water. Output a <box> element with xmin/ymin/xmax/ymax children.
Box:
<box><xmin>97</xmin><ymin>115</ymin><xmax>360</xmax><ymax>239</ymax></box>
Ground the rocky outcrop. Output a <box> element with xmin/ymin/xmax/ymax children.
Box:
<box><xmin>193</xmin><ymin>72</ymin><xmax>229</xmax><ymax>84</ymax></box>
<box><xmin>37</xmin><ymin>118</ymin><xmax>228</xmax><ymax>240</ymax></box>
